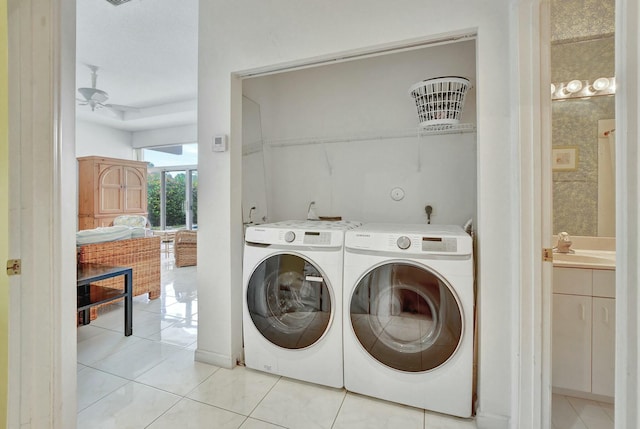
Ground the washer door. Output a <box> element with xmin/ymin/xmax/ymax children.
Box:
<box><xmin>349</xmin><ymin>262</ymin><xmax>463</xmax><ymax>372</ymax></box>
<box><xmin>247</xmin><ymin>253</ymin><xmax>332</xmax><ymax>349</ymax></box>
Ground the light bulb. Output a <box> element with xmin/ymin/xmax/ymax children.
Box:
<box><xmin>565</xmin><ymin>80</ymin><xmax>583</xmax><ymax>94</ymax></box>
<box><xmin>592</xmin><ymin>77</ymin><xmax>610</xmax><ymax>91</ymax></box>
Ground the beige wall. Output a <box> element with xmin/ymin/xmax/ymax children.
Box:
<box><xmin>0</xmin><ymin>0</ymin><xmax>8</xmax><ymax>424</ymax></box>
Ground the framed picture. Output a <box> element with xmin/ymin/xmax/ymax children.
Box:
<box><xmin>552</xmin><ymin>146</ymin><xmax>578</xmax><ymax>171</ymax></box>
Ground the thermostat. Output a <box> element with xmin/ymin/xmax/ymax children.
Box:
<box><xmin>212</xmin><ymin>135</ymin><xmax>228</xmax><ymax>152</ymax></box>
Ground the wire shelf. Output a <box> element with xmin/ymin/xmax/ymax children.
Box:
<box><xmin>260</xmin><ymin>124</ymin><xmax>476</xmax><ymax>148</ymax></box>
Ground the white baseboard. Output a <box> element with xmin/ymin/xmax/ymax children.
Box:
<box><xmin>475</xmin><ymin>411</ymin><xmax>510</xmax><ymax>429</ymax></box>
<box><xmin>552</xmin><ymin>387</ymin><xmax>614</xmax><ymax>404</ymax></box>
<box><xmin>195</xmin><ymin>348</ymin><xmax>236</xmax><ymax>369</ymax></box>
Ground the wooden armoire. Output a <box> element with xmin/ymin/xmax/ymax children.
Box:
<box><xmin>77</xmin><ymin>156</ymin><xmax>149</xmax><ymax>230</ymax></box>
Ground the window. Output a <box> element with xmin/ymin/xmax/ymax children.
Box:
<box><xmin>143</xmin><ymin>144</ymin><xmax>198</xmax><ymax>231</ymax></box>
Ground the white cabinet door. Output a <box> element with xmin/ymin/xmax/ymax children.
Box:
<box><xmin>553</xmin><ymin>293</ymin><xmax>592</xmax><ymax>392</ymax></box>
<box><xmin>592</xmin><ymin>297</ymin><xmax>615</xmax><ymax>397</ymax></box>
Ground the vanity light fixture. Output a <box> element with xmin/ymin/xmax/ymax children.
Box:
<box><xmin>564</xmin><ymin>79</ymin><xmax>583</xmax><ymax>94</ymax></box>
<box><xmin>551</xmin><ymin>77</ymin><xmax>616</xmax><ymax>100</ymax></box>
<box><xmin>591</xmin><ymin>77</ymin><xmax>610</xmax><ymax>91</ymax></box>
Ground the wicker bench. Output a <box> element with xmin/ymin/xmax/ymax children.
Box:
<box><xmin>77</xmin><ymin>236</ymin><xmax>161</xmax><ymax>320</ymax></box>
<box><xmin>175</xmin><ymin>230</ymin><xmax>197</xmax><ymax>267</ymax></box>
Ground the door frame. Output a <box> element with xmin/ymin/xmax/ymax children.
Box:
<box><xmin>613</xmin><ymin>0</ymin><xmax>640</xmax><ymax>426</ymax></box>
<box><xmin>514</xmin><ymin>1</ymin><xmax>553</xmax><ymax>427</ymax></box>
<box><xmin>6</xmin><ymin>0</ymin><xmax>77</xmax><ymax>427</ymax></box>
<box><xmin>6</xmin><ymin>0</ymin><xmax>640</xmax><ymax>428</ymax></box>
<box><xmin>528</xmin><ymin>1</ymin><xmax>640</xmax><ymax>428</ymax></box>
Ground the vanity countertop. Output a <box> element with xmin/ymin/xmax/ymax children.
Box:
<box><xmin>552</xmin><ymin>249</ymin><xmax>616</xmax><ymax>270</ymax></box>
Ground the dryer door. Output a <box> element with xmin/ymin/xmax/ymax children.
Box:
<box><xmin>349</xmin><ymin>262</ymin><xmax>463</xmax><ymax>372</ymax></box>
<box><xmin>247</xmin><ymin>253</ymin><xmax>332</xmax><ymax>349</ymax></box>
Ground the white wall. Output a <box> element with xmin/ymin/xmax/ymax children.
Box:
<box><xmin>242</xmin><ymin>42</ymin><xmax>476</xmax><ymax>225</ymax></box>
<box><xmin>75</xmin><ymin>119</ymin><xmax>134</xmax><ymax>159</ymax></box>
<box><xmin>132</xmin><ymin>124</ymin><xmax>198</xmax><ymax>149</ymax></box>
<box><xmin>263</xmin><ymin>135</ymin><xmax>476</xmax><ymax>224</ymax></box>
<box><xmin>198</xmin><ymin>2</ymin><xmax>516</xmax><ymax>427</ymax></box>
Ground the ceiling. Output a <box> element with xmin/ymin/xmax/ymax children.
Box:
<box><xmin>76</xmin><ymin>0</ymin><xmax>198</xmax><ymax>131</ymax></box>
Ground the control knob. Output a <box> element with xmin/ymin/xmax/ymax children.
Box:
<box><xmin>397</xmin><ymin>236</ymin><xmax>411</xmax><ymax>250</ymax></box>
<box><xmin>284</xmin><ymin>231</ymin><xmax>296</xmax><ymax>243</ymax></box>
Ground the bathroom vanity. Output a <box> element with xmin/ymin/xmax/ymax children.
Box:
<box><xmin>552</xmin><ymin>253</ymin><xmax>615</xmax><ymax>401</ymax></box>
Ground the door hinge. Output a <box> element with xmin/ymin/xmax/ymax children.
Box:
<box><xmin>6</xmin><ymin>259</ymin><xmax>21</xmax><ymax>276</ymax></box>
<box><xmin>542</xmin><ymin>248</ymin><xmax>553</xmax><ymax>263</ymax></box>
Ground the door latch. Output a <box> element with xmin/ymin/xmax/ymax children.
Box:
<box><xmin>6</xmin><ymin>259</ymin><xmax>21</xmax><ymax>276</ymax></box>
<box><xmin>542</xmin><ymin>248</ymin><xmax>553</xmax><ymax>262</ymax></box>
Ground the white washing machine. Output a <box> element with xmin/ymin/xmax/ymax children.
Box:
<box><xmin>343</xmin><ymin>223</ymin><xmax>474</xmax><ymax>417</ymax></box>
<box><xmin>243</xmin><ymin>220</ymin><xmax>361</xmax><ymax>388</ymax></box>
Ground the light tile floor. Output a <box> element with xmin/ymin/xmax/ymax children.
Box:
<box><xmin>78</xmin><ymin>253</ymin><xmax>611</xmax><ymax>428</ymax></box>
<box><xmin>551</xmin><ymin>394</ymin><xmax>614</xmax><ymax>429</ymax></box>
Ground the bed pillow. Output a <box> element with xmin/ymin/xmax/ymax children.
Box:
<box><xmin>129</xmin><ymin>227</ymin><xmax>149</xmax><ymax>238</ymax></box>
<box><xmin>113</xmin><ymin>215</ymin><xmax>148</xmax><ymax>228</ymax></box>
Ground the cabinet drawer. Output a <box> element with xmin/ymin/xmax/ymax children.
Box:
<box><xmin>553</xmin><ymin>267</ymin><xmax>592</xmax><ymax>296</ymax></box>
<box><xmin>593</xmin><ymin>270</ymin><xmax>615</xmax><ymax>298</ymax></box>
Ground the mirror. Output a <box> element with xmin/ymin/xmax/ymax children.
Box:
<box><xmin>551</xmin><ymin>35</ymin><xmax>615</xmax><ymax>237</ymax></box>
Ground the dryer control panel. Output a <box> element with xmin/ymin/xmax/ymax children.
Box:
<box><xmin>345</xmin><ymin>224</ymin><xmax>472</xmax><ymax>257</ymax></box>
<box><xmin>421</xmin><ymin>236</ymin><xmax>459</xmax><ymax>252</ymax></box>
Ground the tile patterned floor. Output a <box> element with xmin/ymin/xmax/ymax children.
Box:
<box><xmin>551</xmin><ymin>394</ymin><xmax>614</xmax><ymax>429</ymax></box>
<box><xmin>78</xmin><ymin>253</ymin><xmax>613</xmax><ymax>428</ymax></box>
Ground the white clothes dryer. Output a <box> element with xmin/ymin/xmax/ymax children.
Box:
<box><xmin>243</xmin><ymin>220</ymin><xmax>361</xmax><ymax>388</ymax></box>
<box><xmin>343</xmin><ymin>223</ymin><xmax>474</xmax><ymax>417</ymax></box>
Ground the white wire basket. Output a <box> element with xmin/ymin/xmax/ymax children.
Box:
<box><xmin>409</xmin><ymin>76</ymin><xmax>471</xmax><ymax>126</ymax></box>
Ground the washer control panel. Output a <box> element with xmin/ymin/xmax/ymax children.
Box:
<box><xmin>302</xmin><ymin>231</ymin><xmax>332</xmax><ymax>245</ymax></box>
<box><xmin>244</xmin><ymin>220</ymin><xmax>362</xmax><ymax>248</ymax></box>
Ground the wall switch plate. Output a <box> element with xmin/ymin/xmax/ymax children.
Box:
<box><xmin>212</xmin><ymin>135</ymin><xmax>228</xmax><ymax>152</ymax></box>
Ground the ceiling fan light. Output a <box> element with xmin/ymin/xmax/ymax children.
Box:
<box><xmin>78</xmin><ymin>87</ymin><xmax>108</xmax><ymax>104</ymax></box>
<box><xmin>105</xmin><ymin>0</ymin><xmax>132</xmax><ymax>5</ymax></box>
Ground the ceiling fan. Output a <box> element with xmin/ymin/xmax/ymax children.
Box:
<box><xmin>77</xmin><ymin>65</ymin><xmax>140</xmax><ymax>113</ymax></box>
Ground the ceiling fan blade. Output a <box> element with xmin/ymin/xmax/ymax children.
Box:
<box><xmin>78</xmin><ymin>65</ymin><xmax>138</xmax><ymax>116</ymax></box>
<box><xmin>105</xmin><ymin>103</ymin><xmax>140</xmax><ymax>112</ymax></box>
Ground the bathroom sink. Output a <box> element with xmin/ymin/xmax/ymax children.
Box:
<box><xmin>553</xmin><ymin>249</ymin><xmax>616</xmax><ymax>269</ymax></box>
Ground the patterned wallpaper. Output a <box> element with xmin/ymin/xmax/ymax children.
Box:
<box><xmin>551</xmin><ymin>0</ymin><xmax>615</xmax><ymax>237</ymax></box>
<box><xmin>551</xmin><ymin>0</ymin><xmax>614</xmax><ymax>42</ymax></box>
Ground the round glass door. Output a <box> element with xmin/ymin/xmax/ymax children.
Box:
<box><xmin>349</xmin><ymin>262</ymin><xmax>463</xmax><ymax>372</ymax></box>
<box><xmin>247</xmin><ymin>253</ymin><xmax>332</xmax><ymax>349</ymax></box>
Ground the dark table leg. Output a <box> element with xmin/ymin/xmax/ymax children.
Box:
<box><xmin>124</xmin><ymin>269</ymin><xmax>133</xmax><ymax>336</ymax></box>
<box><xmin>79</xmin><ymin>284</ymin><xmax>90</xmax><ymax>325</ymax></box>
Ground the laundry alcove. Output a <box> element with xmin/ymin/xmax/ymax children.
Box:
<box><xmin>241</xmin><ymin>39</ymin><xmax>478</xmax><ymax>226</ymax></box>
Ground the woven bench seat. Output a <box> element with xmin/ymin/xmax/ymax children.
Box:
<box><xmin>77</xmin><ymin>236</ymin><xmax>161</xmax><ymax>320</ymax></box>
